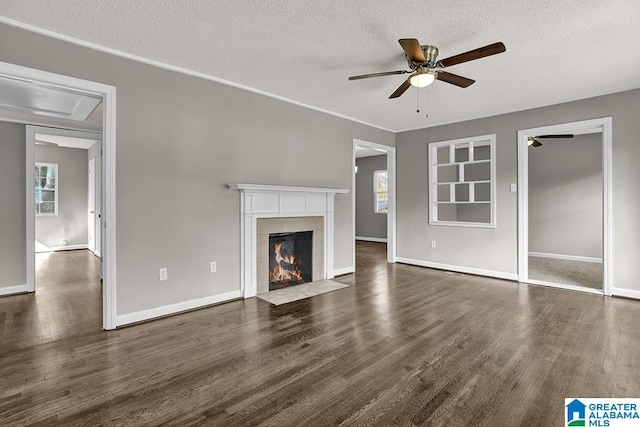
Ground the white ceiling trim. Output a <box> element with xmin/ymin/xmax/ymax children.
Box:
<box><xmin>0</xmin><ymin>16</ymin><xmax>395</xmax><ymax>133</ymax></box>
<box><xmin>35</xmin><ymin>133</ymin><xmax>100</xmax><ymax>149</ymax></box>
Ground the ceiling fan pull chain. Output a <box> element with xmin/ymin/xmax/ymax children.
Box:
<box><xmin>416</xmin><ymin>87</ymin><xmax>420</xmax><ymax>113</ymax></box>
<box><xmin>425</xmin><ymin>89</ymin><xmax>429</xmax><ymax>118</ymax></box>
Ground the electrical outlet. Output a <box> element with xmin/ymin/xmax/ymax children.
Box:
<box><xmin>209</xmin><ymin>261</ymin><xmax>217</xmax><ymax>273</ymax></box>
<box><xmin>510</xmin><ymin>183</ymin><xmax>517</xmax><ymax>193</ymax></box>
<box><xmin>431</xmin><ymin>240</ymin><xmax>436</xmax><ymax>248</ymax></box>
<box><xmin>159</xmin><ymin>267</ymin><xmax>168</xmax><ymax>281</ymax></box>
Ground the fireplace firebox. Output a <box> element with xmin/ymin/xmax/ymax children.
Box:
<box><xmin>268</xmin><ymin>231</ymin><xmax>313</xmax><ymax>290</ymax></box>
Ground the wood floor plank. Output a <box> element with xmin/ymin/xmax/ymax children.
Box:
<box><xmin>1</xmin><ymin>243</ymin><xmax>640</xmax><ymax>426</ymax></box>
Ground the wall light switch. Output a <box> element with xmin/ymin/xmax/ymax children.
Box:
<box><xmin>210</xmin><ymin>261</ymin><xmax>217</xmax><ymax>273</ymax></box>
<box><xmin>159</xmin><ymin>268</ymin><xmax>168</xmax><ymax>281</ymax></box>
<box><xmin>431</xmin><ymin>240</ymin><xmax>436</xmax><ymax>249</ymax></box>
<box><xmin>510</xmin><ymin>183</ymin><xmax>517</xmax><ymax>193</ymax></box>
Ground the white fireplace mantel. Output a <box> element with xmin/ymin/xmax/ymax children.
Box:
<box><xmin>228</xmin><ymin>184</ymin><xmax>349</xmax><ymax>298</ymax></box>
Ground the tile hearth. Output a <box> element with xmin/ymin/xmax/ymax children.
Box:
<box><xmin>256</xmin><ymin>280</ymin><xmax>349</xmax><ymax>305</ymax></box>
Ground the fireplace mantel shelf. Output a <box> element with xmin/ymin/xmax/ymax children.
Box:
<box><xmin>228</xmin><ymin>183</ymin><xmax>349</xmax><ymax>194</ymax></box>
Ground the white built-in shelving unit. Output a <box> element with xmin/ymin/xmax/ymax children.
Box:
<box><xmin>428</xmin><ymin>134</ymin><xmax>496</xmax><ymax>228</ymax></box>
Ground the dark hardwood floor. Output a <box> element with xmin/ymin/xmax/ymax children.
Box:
<box><xmin>0</xmin><ymin>249</ymin><xmax>102</xmax><ymax>355</ymax></box>
<box><xmin>1</xmin><ymin>242</ymin><xmax>639</xmax><ymax>426</ymax></box>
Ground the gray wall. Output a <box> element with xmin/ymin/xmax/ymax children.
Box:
<box><xmin>0</xmin><ymin>121</ymin><xmax>26</xmax><ymax>288</ymax></box>
<box><xmin>35</xmin><ymin>145</ymin><xmax>88</xmax><ymax>248</ymax></box>
<box><xmin>355</xmin><ymin>155</ymin><xmax>387</xmax><ymax>239</ymax></box>
<box><xmin>0</xmin><ymin>23</ymin><xmax>395</xmax><ymax>314</ymax></box>
<box><xmin>397</xmin><ymin>89</ymin><xmax>640</xmax><ymax>292</ymax></box>
<box><xmin>88</xmin><ymin>142</ymin><xmax>101</xmax><ymax>254</ymax></box>
<box><xmin>528</xmin><ymin>133</ymin><xmax>602</xmax><ymax>258</ymax></box>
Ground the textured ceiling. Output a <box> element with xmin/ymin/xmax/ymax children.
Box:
<box><xmin>1</xmin><ymin>0</ymin><xmax>639</xmax><ymax>132</ymax></box>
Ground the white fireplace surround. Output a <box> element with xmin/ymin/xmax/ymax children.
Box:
<box><xmin>228</xmin><ymin>184</ymin><xmax>349</xmax><ymax>298</ymax></box>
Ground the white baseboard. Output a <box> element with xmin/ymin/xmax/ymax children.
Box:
<box><xmin>612</xmin><ymin>287</ymin><xmax>640</xmax><ymax>300</ymax></box>
<box><xmin>526</xmin><ymin>279</ymin><xmax>604</xmax><ymax>296</ymax></box>
<box><xmin>115</xmin><ymin>290</ymin><xmax>242</xmax><ymax>327</ymax></box>
<box><xmin>0</xmin><ymin>284</ymin><xmax>29</xmax><ymax>296</ymax></box>
<box><xmin>396</xmin><ymin>257</ymin><xmax>518</xmax><ymax>281</ymax></box>
<box><xmin>333</xmin><ymin>266</ymin><xmax>354</xmax><ymax>276</ymax></box>
<box><xmin>528</xmin><ymin>251</ymin><xmax>602</xmax><ymax>263</ymax></box>
<box><xmin>48</xmin><ymin>244</ymin><xmax>89</xmax><ymax>252</ymax></box>
<box><xmin>355</xmin><ymin>236</ymin><xmax>388</xmax><ymax>243</ymax></box>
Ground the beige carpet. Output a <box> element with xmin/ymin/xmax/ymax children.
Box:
<box><xmin>257</xmin><ymin>280</ymin><xmax>349</xmax><ymax>305</ymax></box>
<box><xmin>528</xmin><ymin>256</ymin><xmax>602</xmax><ymax>290</ymax></box>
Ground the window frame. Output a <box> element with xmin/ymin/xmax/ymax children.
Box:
<box><xmin>373</xmin><ymin>169</ymin><xmax>388</xmax><ymax>214</ymax></box>
<box><xmin>35</xmin><ymin>162</ymin><xmax>59</xmax><ymax>216</ymax></box>
<box><xmin>428</xmin><ymin>134</ymin><xmax>496</xmax><ymax>228</ymax></box>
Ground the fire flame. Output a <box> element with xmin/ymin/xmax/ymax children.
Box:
<box><xmin>271</xmin><ymin>242</ymin><xmax>303</xmax><ymax>283</ymax></box>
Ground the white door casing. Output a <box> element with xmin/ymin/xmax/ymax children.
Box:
<box><xmin>0</xmin><ymin>60</ymin><xmax>118</xmax><ymax>330</ymax></box>
<box><xmin>352</xmin><ymin>139</ymin><xmax>397</xmax><ymax>270</ymax></box>
<box><xmin>517</xmin><ymin>117</ymin><xmax>612</xmax><ymax>296</ymax></box>
<box><xmin>88</xmin><ymin>157</ymin><xmax>96</xmax><ymax>254</ymax></box>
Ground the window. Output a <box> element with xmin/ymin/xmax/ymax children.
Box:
<box><xmin>374</xmin><ymin>170</ymin><xmax>388</xmax><ymax>213</ymax></box>
<box><xmin>428</xmin><ymin>134</ymin><xmax>495</xmax><ymax>227</ymax></box>
<box><xmin>35</xmin><ymin>162</ymin><xmax>58</xmax><ymax>215</ymax></box>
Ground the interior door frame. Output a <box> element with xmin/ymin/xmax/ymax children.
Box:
<box><xmin>352</xmin><ymin>139</ymin><xmax>397</xmax><ymax>270</ymax></box>
<box><xmin>517</xmin><ymin>117</ymin><xmax>612</xmax><ymax>296</ymax></box>
<box><xmin>28</xmin><ymin>126</ymin><xmax>102</xmax><ymax>262</ymax></box>
<box><xmin>88</xmin><ymin>156</ymin><xmax>97</xmax><ymax>255</ymax></box>
<box><xmin>0</xmin><ymin>60</ymin><xmax>118</xmax><ymax>330</ymax></box>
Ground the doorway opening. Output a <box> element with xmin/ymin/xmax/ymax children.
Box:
<box><xmin>0</xmin><ymin>60</ymin><xmax>117</xmax><ymax>329</ymax></box>
<box><xmin>517</xmin><ymin>117</ymin><xmax>612</xmax><ymax>295</ymax></box>
<box><xmin>352</xmin><ymin>139</ymin><xmax>396</xmax><ymax>271</ymax></box>
<box><xmin>30</xmin><ymin>127</ymin><xmax>103</xmax><ymax>333</ymax></box>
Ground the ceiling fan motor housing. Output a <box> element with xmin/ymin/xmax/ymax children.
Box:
<box><xmin>422</xmin><ymin>45</ymin><xmax>439</xmax><ymax>62</ymax></box>
<box><xmin>406</xmin><ymin>45</ymin><xmax>439</xmax><ymax>68</ymax></box>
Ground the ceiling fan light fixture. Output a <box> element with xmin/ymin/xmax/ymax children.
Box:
<box><xmin>409</xmin><ymin>69</ymin><xmax>435</xmax><ymax>88</ymax></box>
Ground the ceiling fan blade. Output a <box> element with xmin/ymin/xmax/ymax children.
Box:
<box><xmin>535</xmin><ymin>134</ymin><xmax>574</xmax><ymax>139</ymax></box>
<box><xmin>399</xmin><ymin>38</ymin><xmax>426</xmax><ymax>63</ymax></box>
<box><xmin>389</xmin><ymin>79</ymin><xmax>412</xmax><ymax>99</ymax></box>
<box><xmin>439</xmin><ymin>42</ymin><xmax>506</xmax><ymax>67</ymax></box>
<box><xmin>348</xmin><ymin>70</ymin><xmax>410</xmax><ymax>80</ymax></box>
<box><xmin>527</xmin><ymin>137</ymin><xmax>543</xmax><ymax>147</ymax></box>
<box><xmin>436</xmin><ymin>71</ymin><xmax>475</xmax><ymax>88</ymax></box>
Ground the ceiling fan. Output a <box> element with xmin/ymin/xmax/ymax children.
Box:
<box><xmin>528</xmin><ymin>134</ymin><xmax>574</xmax><ymax>147</ymax></box>
<box><xmin>348</xmin><ymin>38</ymin><xmax>506</xmax><ymax>99</ymax></box>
